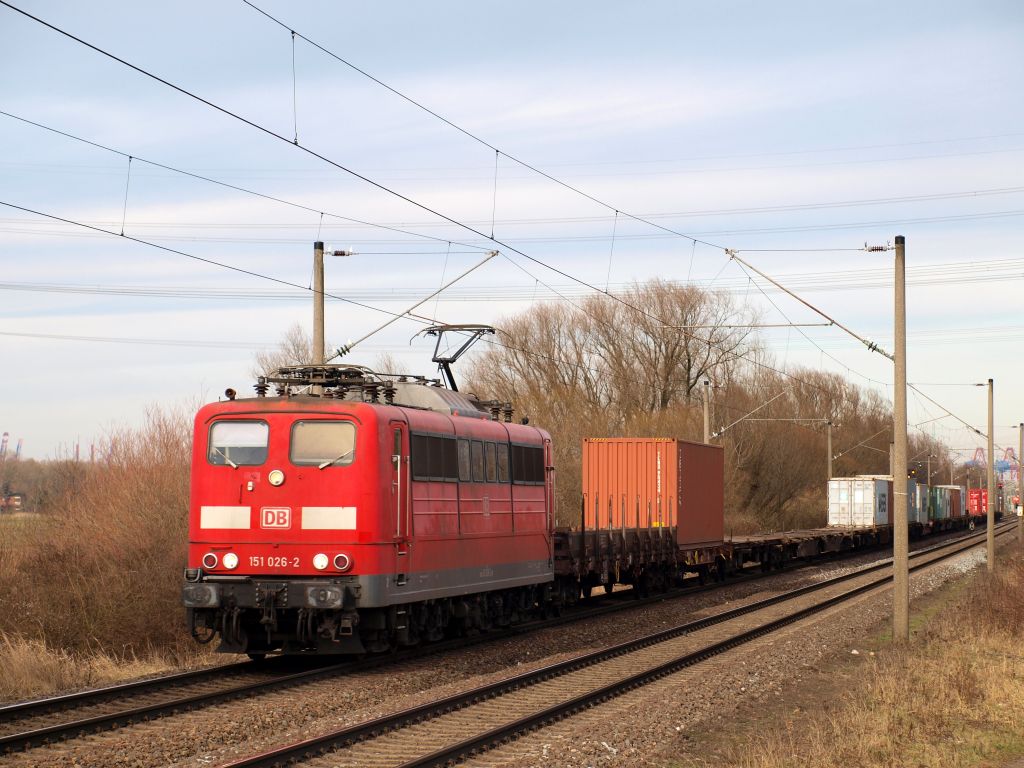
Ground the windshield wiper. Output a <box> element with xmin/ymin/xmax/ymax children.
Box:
<box><xmin>212</xmin><ymin>446</ymin><xmax>238</xmax><ymax>469</ymax></box>
<box><xmin>318</xmin><ymin>449</ymin><xmax>353</xmax><ymax>470</ymax></box>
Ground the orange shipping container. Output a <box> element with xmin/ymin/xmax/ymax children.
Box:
<box><xmin>581</xmin><ymin>438</ymin><xmax>724</xmax><ymax>546</ymax></box>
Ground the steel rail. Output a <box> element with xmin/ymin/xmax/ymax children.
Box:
<box><xmin>3</xmin><ymin>519</ymin><xmax>959</xmax><ymax>752</ymax></box>
<box><xmin>225</xmin><ymin>522</ymin><xmax>1011</xmax><ymax>767</ymax></box>
<box><xmin>0</xmin><ymin>660</ymin><xmax>254</xmax><ymax>720</ymax></box>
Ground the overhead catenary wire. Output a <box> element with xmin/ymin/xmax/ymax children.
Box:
<box><xmin>6</xmin><ymin>1</ymin><xmax>994</xmax><ymax>442</ymax></box>
<box><xmin>832</xmin><ymin>427</ymin><xmax>891</xmax><ymax>460</ymax></box>
<box><xmin>238</xmin><ymin>1</ymin><xmax>1024</xmax><ymax>251</ymax></box>
<box><xmin>728</xmin><ymin>251</ymin><xmax>893</xmax><ymax>361</ymax></box>
<box><xmin>730</xmin><ymin>258</ymin><xmax>891</xmax><ymax>390</ymax></box>
<box><xmin>0</xmin><ymin>199</ymin><xmax>447</xmax><ymax>326</ymax></box>
<box><xmin>0</xmin><ymin>5</ymin><xmax>846</xmax><ymax>402</ymax></box>
<box><xmin>331</xmin><ymin>251</ymin><xmax>499</xmax><ymax>358</ymax></box>
<box><xmin>0</xmin><ymin>1</ymin><xmax>724</xmax><ymax>273</ymax></box>
<box><xmin>712</xmin><ymin>389</ymin><xmax>791</xmax><ymax>438</ymax></box>
<box><xmin>907</xmin><ymin>382</ymin><xmax>989</xmax><ymax>439</ymax></box>
<box><xmin>0</xmin><ymin>109</ymin><xmax>491</xmax><ymax>254</ymax></box>
<box><xmin>119</xmin><ymin>155</ymin><xmax>132</xmax><ymax>236</ymax></box>
<box><xmin>241</xmin><ymin>0</ymin><xmax>730</xmax><ymax>253</ymax></box>
<box><xmin>726</xmin><ymin>253</ymin><xmax>996</xmax><ymax>449</ymax></box>
<box><xmin>0</xmin><ymin>198</ymin><xmax>715</xmax><ymax>411</ymax></box>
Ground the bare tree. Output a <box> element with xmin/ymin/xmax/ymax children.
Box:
<box><xmin>371</xmin><ymin>352</ymin><xmax>410</xmax><ymax>376</ymax></box>
<box><xmin>252</xmin><ymin>323</ymin><xmax>328</xmax><ymax>377</ymax></box>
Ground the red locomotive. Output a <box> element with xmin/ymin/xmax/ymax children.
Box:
<box><xmin>183</xmin><ymin>365</ymin><xmax>554</xmax><ymax>656</ymax></box>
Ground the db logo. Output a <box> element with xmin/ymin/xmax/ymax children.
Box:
<box><xmin>260</xmin><ymin>507</ymin><xmax>291</xmax><ymax>529</ymax></box>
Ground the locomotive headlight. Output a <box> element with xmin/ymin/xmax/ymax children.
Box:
<box><xmin>312</xmin><ymin>553</ymin><xmax>329</xmax><ymax>570</ymax></box>
<box><xmin>222</xmin><ymin>552</ymin><xmax>239</xmax><ymax>570</ymax></box>
<box><xmin>268</xmin><ymin>469</ymin><xmax>285</xmax><ymax>487</ymax></box>
<box><xmin>202</xmin><ymin>552</ymin><xmax>218</xmax><ymax>569</ymax></box>
<box><xmin>333</xmin><ymin>553</ymin><xmax>352</xmax><ymax>572</ymax></box>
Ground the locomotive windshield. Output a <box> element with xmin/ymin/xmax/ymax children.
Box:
<box><xmin>208</xmin><ymin>421</ymin><xmax>268</xmax><ymax>466</ymax></box>
<box><xmin>290</xmin><ymin>420</ymin><xmax>357</xmax><ymax>467</ymax></box>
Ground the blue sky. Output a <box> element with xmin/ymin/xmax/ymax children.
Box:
<box><xmin>1</xmin><ymin>0</ymin><xmax>1022</xmax><ymax>463</ymax></box>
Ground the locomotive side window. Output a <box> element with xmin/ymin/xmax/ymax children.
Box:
<box><xmin>471</xmin><ymin>440</ymin><xmax>485</xmax><ymax>482</ymax></box>
<box><xmin>496</xmin><ymin>443</ymin><xmax>510</xmax><ymax>483</ymax></box>
<box><xmin>290</xmin><ymin>421</ymin><xmax>356</xmax><ymax>467</ymax></box>
<box><xmin>457</xmin><ymin>439</ymin><xmax>471</xmax><ymax>481</ymax></box>
<box><xmin>412</xmin><ymin>434</ymin><xmax>431</xmax><ymax>478</ymax></box>
<box><xmin>411</xmin><ymin>433</ymin><xmax>458</xmax><ymax>481</ymax></box>
<box><xmin>485</xmin><ymin>442</ymin><xmax>497</xmax><ymax>483</ymax></box>
<box><xmin>442</xmin><ymin>438</ymin><xmax>459</xmax><ymax>480</ymax></box>
<box><xmin>208</xmin><ymin>421</ymin><xmax>268</xmax><ymax>466</ymax></box>
<box><xmin>511</xmin><ymin>444</ymin><xmax>545</xmax><ymax>484</ymax></box>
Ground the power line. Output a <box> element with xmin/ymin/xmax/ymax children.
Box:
<box><xmin>0</xmin><ymin>3</ymin><xmax>848</xmax><ymax>401</ymax></box>
<box><xmin>0</xmin><ymin>199</ymin><xmax>717</xmax><ymax>412</ymax></box>
<box><xmin>241</xmin><ymin>0</ymin><xmax>730</xmax><ymax>253</ymax></box>
<box><xmin>0</xmin><ymin>199</ymin><xmax>447</xmax><ymax>325</ymax></box>
<box><xmin>730</xmin><ymin>258</ymin><xmax>891</xmax><ymax>390</ymax></box>
<box><xmin>0</xmin><ymin>109</ymin><xmax>490</xmax><ymax>255</ymax></box>
<box><xmin>729</xmin><ymin>251</ymin><xmax>893</xmax><ymax>360</ymax></box>
<box><xmin>833</xmin><ymin>427</ymin><xmax>891</xmax><ymax>460</ymax></box>
<box><xmin>725</xmin><ymin>251</ymin><xmax>999</xmax><ymax>451</ymax></box>
<box><xmin>0</xmin><ymin>329</ymin><xmax>270</xmax><ymax>350</ymax></box>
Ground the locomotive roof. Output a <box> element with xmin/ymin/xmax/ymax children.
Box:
<box><xmin>206</xmin><ymin>364</ymin><xmax>531</xmax><ymax>426</ymax></box>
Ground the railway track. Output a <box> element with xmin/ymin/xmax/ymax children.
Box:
<box><xmin>223</xmin><ymin>522</ymin><xmax>1014</xmax><ymax>768</ymax></box>
<box><xmin>0</xmin><ymin>523</ymin><xmax>993</xmax><ymax>755</ymax></box>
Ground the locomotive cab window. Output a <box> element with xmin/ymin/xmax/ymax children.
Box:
<box><xmin>208</xmin><ymin>421</ymin><xmax>269</xmax><ymax>466</ymax></box>
<box><xmin>290</xmin><ymin>421</ymin><xmax>357</xmax><ymax>467</ymax></box>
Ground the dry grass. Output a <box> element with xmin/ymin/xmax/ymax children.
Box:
<box><xmin>0</xmin><ymin>406</ymin><xmax>200</xmax><ymax>667</ymax></box>
<box><xmin>0</xmin><ymin>632</ymin><xmax>194</xmax><ymax>703</ymax></box>
<box><xmin>678</xmin><ymin>554</ymin><xmax>1024</xmax><ymax>768</ymax></box>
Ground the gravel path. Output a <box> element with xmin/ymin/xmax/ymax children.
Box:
<box><xmin>0</xmin><ymin>531</ymin><xmax>991</xmax><ymax>768</ymax></box>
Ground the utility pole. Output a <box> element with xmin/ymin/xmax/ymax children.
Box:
<box><xmin>826</xmin><ymin>420</ymin><xmax>833</xmax><ymax>480</ymax></box>
<box><xmin>703</xmin><ymin>378</ymin><xmax>711</xmax><ymax>444</ymax></box>
<box><xmin>892</xmin><ymin>235</ymin><xmax>909</xmax><ymax>642</ymax></box>
<box><xmin>987</xmin><ymin>378</ymin><xmax>995</xmax><ymax>570</ymax></box>
<box><xmin>927</xmin><ymin>454</ymin><xmax>932</xmax><ymax>485</ymax></box>
<box><xmin>313</xmin><ymin>241</ymin><xmax>326</xmax><ymax>366</ymax></box>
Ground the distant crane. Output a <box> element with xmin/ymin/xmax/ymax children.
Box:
<box><xmin>966</xmin><ymin>446</ymin><xmax>1017</xmax><ymax>481</ymax></box>
<box><xmin>14</xmin><ymin>439</ymin><xmax>22</xmax><ymax>460</ymax></box>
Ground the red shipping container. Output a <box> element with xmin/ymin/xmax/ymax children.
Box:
<box><xmin>968</xmin><ymin>488</ymin><xmax>988</xmax><ymax>515</ymax></box>
<box><xmin>950</xmin><ymin>488</ymin><xmax>962</xmax><ymax>518</ymax></box>
<box><xmin>581</xmin><ymin>438</ymin><xmax>724</xmax><ymax>546</ymax></box>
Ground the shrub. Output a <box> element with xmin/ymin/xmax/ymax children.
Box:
<box><xmin>0</xmin><ymin>406</ymin><xmax>194</xmax><ymax>659</ymax></box>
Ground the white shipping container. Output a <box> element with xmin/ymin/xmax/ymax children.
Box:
<box><xmin>828</xmin><ymin>477</ymin><xmax>889</xmax><ymax>527</ymax></box>
<box><xmin>916</xmin><ymin>483</ymin><xmax>928</xmax><ymax>523</ymax></box>
<box><xmin>906</xmin><ymin>478</ymin><xmax>921</xmax><ymax>524</ymax></box>
<box><xmin>827</xmin><ymin>478</ymin><xmax>850</xmax><ymax>526</ymax></box>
